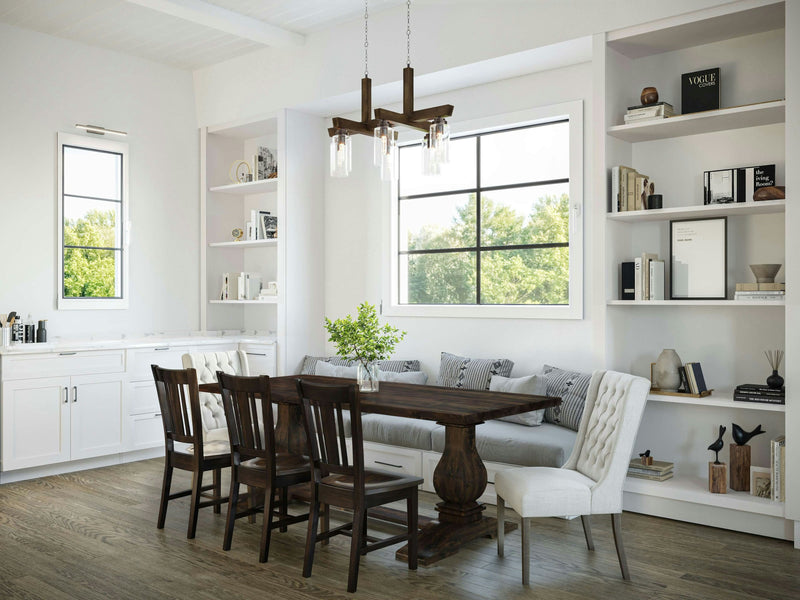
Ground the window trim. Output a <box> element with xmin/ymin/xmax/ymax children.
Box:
<box><xmin>57</xmin><ymin>132</ymin><xmax>130</xmax><ymax>310</ymax></box>
<box><xmin>383</xmin><ymin>100</ymin><xmax>583</xmax><ymax>319</ymax></box>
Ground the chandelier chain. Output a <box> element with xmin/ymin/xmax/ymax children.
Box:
<box><xmin>364</xmin><ymin>0</ymin><xmax>369</xmax><ymax>77</ymax></box>
<box><xmin>406</xmin><ymin>0</ymin><xmax>411</xmax><ymax>67</ymax></box>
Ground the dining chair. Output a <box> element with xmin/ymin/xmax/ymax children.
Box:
<box><xmin>495</xmin><ymin>370</ymin><xmax>650</xmax><ymax>584</ymax></box>
<box><xmin>151</xmin><ymin>365</ymin><xmax>230</xmax><ymax>539</ymax></box>
<box><xmin>296</xmin><ymin>378</ymin><xmax>422</xmax><ymax>594</ymax></box>
<box><xmin>217</xmin><ymin>371</ymin><xmax>311</xmax><ymax>562</ymax></box>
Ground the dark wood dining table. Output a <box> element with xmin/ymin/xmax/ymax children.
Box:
<box><xmin>201</xmin><ymin>374</ymin><xmax>560</xmax><ymax>565</ymax></box>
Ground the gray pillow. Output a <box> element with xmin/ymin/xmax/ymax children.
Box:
<box><xmin>314</xmin><ymin>361</ymin><xmax>357</xmax><ymax>378</ymax></box>
<box><xmin>437</xmin><ymin>352</ymin><xmax>513</xmax><ymax>390</ymax></box>
<box><xmin>490</xmin><ymin>374</ymin><xmax>546</xmax><ymax>426</ymax></box>
<box><xmin>301</xmin><ymin>355</ymin><xmax>421</xmax><ymax>375</ymax></box>
<box><xmin>378</xmin><ymin>370</ymin><xmax>428</xmax><ymax>385</ymax></box>
<box><xmin>315</xmin><ymin>360</ymin><xmax>428</xmax><ymax>385</ymax></box>
<box><xmin>542</xmin><ymin>364</ymin><xmax>592</xmax><ymax>431</ymax></box>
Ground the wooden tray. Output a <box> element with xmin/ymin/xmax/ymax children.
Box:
<box><xmin>649</xmin><ymin>388</ymin><xmax>713</xmax><ymax>398</ymax></box>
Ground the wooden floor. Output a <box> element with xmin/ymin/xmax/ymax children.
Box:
<box><xmin>0</xmin><ymin>458</ymin><xmax>798</xmax><ymax>599</ymax></box>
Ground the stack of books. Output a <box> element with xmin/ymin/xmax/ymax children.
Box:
<box><xmin>627</xmin><ymin>459</ymin><xmax>674</xmax><ymax>482</ymax></box>
<box><xmin>734</xmin><ymin>383</ymin><xmax>785</xmax><ymax>405</ymax></box>
<box><xmin>610</xmin><ymin>166</ymin><xmax>656</xmax><ymax>212</ymax></box>
<box><xmin>624</xmin><ymin>102</ymin><xmax>675</xmax><ymax>124</ymax></box>
<box><xmin>734</xmin><ymin>282</ymin><xmax>785</xmax><ymax>302</ymax></box>
<box><xmin>680</xmin><ymin>362</ymin><xmax>708</xmax><ymax>395</ymax></box>
<box><xmin>620</xmin><ymin>252</ymin><xmax>664</xmax><ymax>300</ymax></box>
<box><xmin>771</xmin><ymin>435</ymin><xmax>786</xmax><ymax>501</ymax></box>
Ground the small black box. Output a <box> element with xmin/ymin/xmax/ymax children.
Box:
<box><xmin>682</xmin><ymin>67</ymin><xmax>720</xmax><ymax>114</ymax></box>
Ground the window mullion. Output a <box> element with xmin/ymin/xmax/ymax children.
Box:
<box><xmin>476</xmin><ymin>135</ymin><xmax>481</xmax><ymax>305</ymax></box>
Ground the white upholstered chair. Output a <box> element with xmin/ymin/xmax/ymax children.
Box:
<box><xmin>495</xmin><ymin>370</ymin><xmax>650</xmax><ymax>585</ymax></box>
<box><xmin>182</xmin><ymin>351</ymin><xmax>250</xmax><ymax>442</ymax></box>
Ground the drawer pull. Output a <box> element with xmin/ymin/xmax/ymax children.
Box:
<box><xmin>374</xmin><ymin>460</ymin><xmax>403</xmax><ymax>469</ymax></box>
<box><xmin>154</xmin><ymin>413</ymin><xmax>162</xmax><ymax>418</ymax></box>
<box><xmin>73</xmin><ymin>386</ymin><xmax>78</xmax><ymax>403</ymax></box>
<box><xmin>59</xmin><ymin>352</ymin><xmax>77</xmax><ymax>356</ymax></box>
<box><xmin>246</xmin><ymin>352</ymin><xmax>267</xmax><ymax>356</ymax></box>
<box><xmin>154</xmin><ymin>347</ymin><xmax>170</xmax><ymax>351</ymax></box>
<box><xmin>63</xmin><ymin>387</ymin><xmax>69</xmax><ymax>404</ymax></box>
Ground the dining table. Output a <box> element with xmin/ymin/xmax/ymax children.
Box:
<box><xmin>200</xmin><ymin>374</ymin><xmax>560</xmax><ymax>565</ymax></box>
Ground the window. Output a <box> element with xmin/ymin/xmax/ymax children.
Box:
<box><xmin>385</xmin><ymin>102</ymin><xmax>583</xmax><ymax>319</ymax></box>
<box><xmin>57</xmin><ymin>132</ymin><xmax>129</xmax><ymax>309</ymax></box>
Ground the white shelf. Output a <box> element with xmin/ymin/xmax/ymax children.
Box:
<box><xmin>624</xmin><ymin>475</ymin><xmax>784</xmax><ymax>517</ymax></box>
<box><xmin>607</xmin><ymin>100</ymin><xmax>785</xmax><ymax>143</ymax></box>
<box><xmin>647</xmin><ymin>391</ymin><xmax>785</xmax><ymax>413</ymax></box>
<box><xmin>607</xmin><ymin>199</ymin><xmax>785</xmax><ymax>222</ymax></box>
<box><xmin>209</xmin><ymin>179</ymin><xmax>278</xmax><ymax>195</ymax></box>
<box><xmin>208</xmin><ymin>239</ymin><xmax>278</xmax><ymax>248</ymax></box>
<box><xmin>607</xmin><ymin>299</ymin><xmax>785</xmax><ymax>307</ymax></box>
<box><xmin>210</xmin><ymin>298</ymin><xmax>278</xmax><ymax>305</ymax></box>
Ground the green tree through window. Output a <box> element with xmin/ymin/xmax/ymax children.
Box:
<box><xmin>63</xmin><ymin>209</ymin><xmax>118</xmax><ymax>298</ymax></box>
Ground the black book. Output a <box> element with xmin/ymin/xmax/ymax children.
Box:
<box><xmin>735</xmin><ymin>385</ymin><xmax>784</xmax><ymax>397</ymax></box>
<box><xmin>688</xmin><ymin>363</ymin><xmax>708</xmax><ymax>393</ymax></box>
<box><xmin>621</xmin><ymin>262</ymin><xmax>635</xmax><ymax>300</ymax></box>
<box><xmin>678</xmin><ymin>366</ymin><xmax>690</xmax><ymax>393</ymax></box>
<box><xmin>682</xmin><ymin>67</ymin><xmax>720</xmax><ymax>114</ymax></box>
<box><xmin>734</xmin><ymin>393</ymin><xmax>785</xmax><ymax>405</ymax></box>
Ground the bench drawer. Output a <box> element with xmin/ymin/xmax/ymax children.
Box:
<box><xmin>363</xmin><ymin>442</ymin><xmax>423</xmax><ymax>479</ymax></box>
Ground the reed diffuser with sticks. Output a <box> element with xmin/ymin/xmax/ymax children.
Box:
<box><xmin>764</xmin><ymin>350</ymin><xmax>784</xmax><ymax>390</ymax></box>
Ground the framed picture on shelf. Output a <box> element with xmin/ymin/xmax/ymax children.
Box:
<box><xmin>750</xmin><ymin>466</ymin><xmax>771</xmax><ymax>499</ymax></box>
<box><xmin>670</xmin><ymin>217</ymin><xmax>727</xmax><ymax>300</ymax></box>
<box><xmin>259</xmin><ymin>211</ymin><xmax>278</xmax><ymax>239</ymax></box>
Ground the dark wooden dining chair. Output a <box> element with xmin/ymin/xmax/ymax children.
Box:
<box><xmin>151</xmin><ymin>365</ymin><xmax>230</xmax><ymax>539</ymax></box>
<box><xmin>296</xmin><ymin>378</ymin><xmax>422</xmax><ymax>593</ymax></box>
<box><xmin>216</xmin><ymin>371</ymin><xmax>312</xmax><ymax>562</ymax></box>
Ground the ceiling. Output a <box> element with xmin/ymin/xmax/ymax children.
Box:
<box><xmin>0</xmin><ymin>0</ymin><xmax>407</xmax><ymax>70</ymax></box>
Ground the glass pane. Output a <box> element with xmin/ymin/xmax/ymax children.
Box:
<box><xmin>398</xmin><ymin>137</ymin><xmax>476</xmax><ymax>197</ymax></box>
<box><xmin>480</xmin><ymin>247</ymin><xmax>569</xmax><ymax>305</ymax></box>
<box><xmin>63</xmin><ymin>197</ymin><xmax>121</xmax><ymax>249</ymax></box>
<box><xmin>400</xmin><ymin>252</ymin><xmax>476</xmax><ymax>304</ymax></box>
<box><xmin>400</xmin><ymin>193</ymin><xmax>476</xmax><ymax>252</ymax></box>
<box><xmin>481</xmin><ymin>121</ymin><xmax>569</xmax><ymax>187</ymax></box>
<box><xmin>63</xmin><ymin>248</ymin><xmax>121</xmax><ymax>298</ymax></box>
<box><xmin>63</xmin><ymin>145</ymin><xmax>122</xmax><ymax>200</ymax></box>
<box><xmin>480</xmin><ymin>184</ymin><xmax>569</xmax><ymax>247</ymax></box>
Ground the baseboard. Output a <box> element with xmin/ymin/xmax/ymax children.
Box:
<box><xmin>0</xmin><ymin>448</ymin><xmax>163</xmax><ymax>484</ymax></box>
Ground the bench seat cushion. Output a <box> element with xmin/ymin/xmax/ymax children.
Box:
<box><xmin>361</xmin><ymin>414</ymin><xmax>440</xmax><ymax>451</ymax></box>
<box><xmin>431</xmin><ymin>421</ymin><xmax>576</xmax><ymax>467</ymax></box>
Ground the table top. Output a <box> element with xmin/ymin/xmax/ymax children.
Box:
<box><xmin>201</xmin><ymin>374</ymin><xmax>560</xmax><ymax>426</ymax></box>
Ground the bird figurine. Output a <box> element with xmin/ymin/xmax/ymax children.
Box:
<box><xmin>639</xmin><ymin>449</ymin><xmax>651</xmax><ymax>458</ymax></box>
<box><xmin>732</xmin><ymin>423</ymin><xmax>765</xmax><ymax>446</ymax></box>
<box><xmin>708</xmin><ymin>425</ymin><xmax>726</xmax><ymax>464</ymax></box>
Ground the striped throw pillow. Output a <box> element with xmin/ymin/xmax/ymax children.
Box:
<box><xmin>437</xmin><ymin>352</ymin><xmax>514</xmax><ymax>390</ymax></box>
<box><xmin>542</xmin><ymin>364</ymin><xmax>592</xmax><ymax>431</ymax></box>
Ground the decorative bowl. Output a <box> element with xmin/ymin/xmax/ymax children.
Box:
<box><xmin>640</xmin><ymin>87</ymin><xmax>659</xmax><ymax>105</ymax></box>
<box><xmin>749</xmin><ymin>264</ymin><xmax>782</xmax><ymax>283</ymax></box>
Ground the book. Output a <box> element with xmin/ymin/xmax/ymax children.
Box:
<box><xmin>758</xmin><ymin>283</ymin><xmax>786</xmax><ymax>291</ymax></box>
<box><xmin>629</xmin><ymin>459</ymin><xmax>674</xmax><ymax>473</ymax></box>
<box><xmin>649</xmin><ymin>260</ymin><xmax>665</xmax><ymax>300</ymax></box>
<box><xmin>641</xmin><ymin>252</ymin><xmax>658</xmax><ymax>300</ymax></box>
<box><xmin>678</xmin><ymin>366</ymin><xmax>690</xmax><ymax>393</ymax></box>
<box><xmin>634</xmin><ymin>257</ymin><xmax>643</xmax><ymax>301</ymax></box>
<box><xmin>611</xmin><ymin>166</ymin><xmax>621</xmax><ymax>212</ymax></box>
<box><xmin>623</xmin><ymin>114</ymin><xmax>671</xmax><ymax>124</ymax></box>
<box><xmin>734</xmin><ymin>392</ymin><xmax>785</xmax><ymax>404</ymax></box>
<box><xmin>626</xmin><ymin>170</ymin><xmax>638</xmax><ymax>211</ymax></box>
<box><xmin>704</xmin><ymin>165</ymin><xmax>776</xmax><ymax>204</ymax></box>
<box><xmin>627</xmin><ymin>471</ymin><xmax>674</xmax><ymax>482</ymax></box>
<box><xmin>734</xmin><ymin>292</ymin><xmax>785</xmax><ymax>301</ymax></box>
<box><xmin>621</xmin><ymin>261</ymin><xmax>635</xmax><ymax>300</ymax></box>
<box><xmin>634</xmin><ymin>175</ymin><xmax>649</xmax><ymax>210</ymax></box>
<box><xmin>687</xmin><ymin>363</ymin><xmax>708</xmax><ymax>393</ymax></box>
<box><xmin>627</xmin><ymin>101</ymin><xmax>675</xmax><ymax>112</ymax></box>
<box><xmin>734</xmin><ymin>290</ymin><xmax>785</xmax><ymax>295</ymax></box>
<box><xmin>736</xmin><ymin>383</ymin><xmax>784</xmax><ymax>393</ymax></box>
<box><xmin>685</xmin><ymin>362</ymin><xmax>698</xmax><ymax>394</ymax></box>
<box><xmin>771</xmin><ymin>436</ymin><xmax>785</xmax><ymax>501</ymax></box>
<box><xmin>682</xmin><ymin>67</ymin><xmax>720</xmax><ymax>114</ymax></box>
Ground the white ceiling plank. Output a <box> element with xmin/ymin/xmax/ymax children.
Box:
<box><xmin>123</xmin><ymin>0</ymin><xmax>305</xmax><ymax>47</ymax></box>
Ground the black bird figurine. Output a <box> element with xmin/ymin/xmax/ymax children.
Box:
<box><xmin>708</xmin><ymin>425</ymin><xmax>726</xmax><ymax>464</ymax></box>
<box><xmin>639</xmin><ymin>449</ymin><xmax>651</xmax><ymax>458</ymax></box>
<box><xmin>732</xmin><ymin>423</ymin><xmax>765</xmax><ymax>446</ymax></box>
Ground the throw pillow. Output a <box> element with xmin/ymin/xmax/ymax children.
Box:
<box><xmin>436</xmin><ymin>352</ymin><xmax>514</xmax><ymax>390</ymax></box>
<box><xmin>314</xmin><ymin>360</ymin><xmax>357</xmax><ymax>378</ymax></box>
<box><xmin>315</xmin><ymin>361</ymin><xmax>428</xmax><ymax>385</ymax></box>
<box><xmin>542</xmin><ymin>364</ymin><xmax>592</xmax><ymax>431</ymax></box>
<box><xmin>301</xmin><ymin>355</ymin><xmax>353</xmax><ymax>375</ymax></box>
<box><xmin>490</xmin><ymin>374</ymin><xmax>546</xmax><ymax>426</ymax></box>
<box><xmin>378</xmin><ymin>370</ymin><xmax>428</xmax><ymax>385</ymax></box>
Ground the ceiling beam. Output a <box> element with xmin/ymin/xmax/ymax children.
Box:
<box><xmin>124</xmin><ymin>0</ymin><xmax>304</xmax><ymax>47</ymax></box>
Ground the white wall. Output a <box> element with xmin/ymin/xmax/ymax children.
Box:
<box><xmin>0</xmin><ymin>23</ymin><xmax>199</xmax><ymax>339</ymax></box>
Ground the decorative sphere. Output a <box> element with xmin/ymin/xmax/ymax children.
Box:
<box><xmin>640</xmin><ymin>87</ymin><xmax>659</xmax><ymax>105</ymax></box>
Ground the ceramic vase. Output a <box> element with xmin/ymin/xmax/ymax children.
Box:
<box><xmin>766</xmin><ymin>369</ymin><xmax>784</xmax><ymax>390</ymax></box>
<box><xmin>357</xmin><ymin>362</ymin><xmax>380</xmax><ymax>393</ymax></box>
<box><xmin>655</xmin><ymin>349</ymin><xmax>682</xmax><ymax>391</ymax></box>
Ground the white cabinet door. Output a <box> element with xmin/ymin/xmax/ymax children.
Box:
<box><xmin>1</xmin><ymin>376</ymin><xmax>71</xmax><ymax>471</ymax></box>
<box><xmin>242</xmin><ymin>344</ymin><xmax>277</xmax><ymax>376</ymax></box>
<box><xmin>70</xmin><ymin>373</ymin><xmax>124</xmax><ymax>461</ymax></box>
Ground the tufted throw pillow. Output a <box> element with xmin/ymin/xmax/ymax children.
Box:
<box><xmin>301</xmin><ymin>355</ymin><xmax>421</xmax><ymax>375</ymax></box>
<box><xmin>437</xmin><ymin>352</ymin><xmax>513</xmax><ymax>390</ymax></box>
<box><xmin>542</xmin><ymin>364</ymin><xmax>592</xmax><ymax>431</ymax></box>
<box><xmin>490</xmin><ymin>374</ymin><xmax>546</xmax><ymax>426</ymax></box>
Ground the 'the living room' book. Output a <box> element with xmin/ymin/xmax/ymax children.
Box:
<box><xmin>682</xmin><ymin>67</ymin><xmax>720</xmax><ymax>114</ymax></box>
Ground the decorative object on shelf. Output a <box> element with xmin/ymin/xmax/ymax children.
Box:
<box><xmin>730</xmin><ymin>423</ymin><xmax>765</xmax><ymax>492</ymax></box>
<box><xmin>324</xmin><ymin>301</ymin><xmax>407</xmax><ymax>393</ymax></box>
<box><xmin>260</xmin><ymin>281</ymin><xmax>278</xmax><ymax>297</ymax></box>
<box><xmin>628</xmin><ymin>458</ymin><xmax>673</xmax><ymax>482</ymax></box>
<box><xmin>653</xmin><ymin>349</ymin><xmax>682</xmax><ymax>391</ymax></box>
<box><xmin>708</xmin><ymin>425</ymin><xmax>725</xmax><ymax>464</ymax></box>
<box><xmin>683</xmin><ymin>362</ymin><xmax>708</xmax><ymax>395</ymax></box>
<box><xmin>231</xmin><ymin>228</ymin><xmax>243</xmax><ymax>241</ymax></box>
<box><xmin>734</xmin><ymin>383</ymin><xmax>784</xmax><ymax>405</ymax></box>
<box><xmin>261</xmin><ymin>213</ymin><xmax>278</xmax><ymax>239</ymax></box>
<box><xmin>753</xmin><ymin>185</ymin><xmax>785</xmax><ymax>201</ymax></box>
<box><xmin>708</xmin><ymin>425</ymin><xmax>727</xmax><ymax>494</ymax></box>
<box><xmin>647</xmin><ymin>194</ymin><xmax>662</xmax><ymax>209</ymax></box>
<box><xmin>36</xmin><ymin>320</ymin><xmax>47</xmax><ymax>343</ymax></box>
<box><xmin>749</xmin><ymin>264</ymin><xmax>781</xmax><ymax>284</ymax></box>
<box><xmin>764</xmin><ymin>349</ymin><xmax>784</xmax><ymax>390</ymax></box>
<box><xmin>732</xmin><ymin>423</ymin><xmax>765</xmax><ymax>446</ymax></box>
<box><xmin>640</xmin><ymin>87</ymin><xmax>659</xmax><ymax>105</ymax></box>
<box><xmin>770</xmin><ymin>435</ymin><xmax>786</xmax><ymax>502</ymax></box>
<box><xmin>670</xmin><ymin>217</ymin><xmax>727</xmax><ymax>300</ymax></box>
<box><xmin>228</xmin><ymin>160</ymin><xmax>252</xmax><ymax>184</ymax></box>
<box><xmin>257</xmin><ymin>146</ymin><xmax>277</xmax><ymax>180</ymax></box>
<box><xmin>681</xmin><ymin>67</ymin><xmax>720</xmax><ymax>114</ymax></box>
<box><xmin>624</xmin><ymin>101</ymin><xmax>674</xmax><ymax>124</ymax></box>
<box><xmin>749</xmin><ymin>466</ymin><xmax>771</xmax><ymax>499</ymax></box>
<box><xmin>704</xmin><ymin>165</ymin><xmax>775</xmax><ymax>204</ymax></box>
<box><xmin>638</xmin><ymin>449</ymin><xmax>653</xmax><ymax>466</ymax></box>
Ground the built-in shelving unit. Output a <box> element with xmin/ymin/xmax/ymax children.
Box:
<box><xmin>607</xmin><ymin>199</ymin><xmax>785</xmax><ymax>222</ymax></box>
<box><xmin>647</xmin><ymin>391</ymin><xmax>785</xmax><ymax>413</ymax></box>
<box><xmin>209</xmin><ymin>179</ymin><xmax>278</xmax><ymax>195</ymax></box>
<box><xmin>208</xmin><ymin>239</ymin><xmax>278</xmax><ymax>248</ymax></box>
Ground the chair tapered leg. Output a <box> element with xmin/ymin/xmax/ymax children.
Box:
<box><xmin>348</xmin><ymin>506</ymin><xmax>366</xmax><ymax>593</ymax></box>
<box><xmin>521</xmin><ymin>517</ymin><xmax>531</xmax><ymax>586</ymax></box>
<box><xmin>496</xmin><ymin>495</ymin><xmax>505</xmax><ymax>557</ymax></box>
<box><xmin>259</xmin><ymin>485</ymin><xmax>275</xmax><ymax>563</ymax></box>
<box><xmin>212</xmin><ymin>468</ymin><xmax>222</xmax><ymax>514</ymax></box>
<box><xmin>247</xmin><ymin>485</ymin><xmax>256</xmax><ymax>524</ymax></box>
<box><xmin>611</xmin><ymin>513</ymin><xmax>630</xmax><ymax>580</ymax></box>
<box><xmin>188</xmin><ymin>470</ymin><xmax>203</xmax><ymax>539</ymax></box>
<box><xmin>157</xmin><ymin>462</ymin><xmax>173</xmax><ymax>529</ymax></box>
<box><xmin>303</xmin><ymin>488</ymin><xmax>320</xmax><ymax>578</ymax></box>
<box><xmin>279</xmin><ymin>487</ymin><xmax>288</xmax><ymax>533</ymax></box>
<box><xmin>407</xmin><ymin>491</ymin><xmax>418</xmax><ymax>571</ymax></box>
<box><xmin>581</xmin><ymin>515</ymin><xmax>595</xmax><ymax>551</ymax></box>
<box><xmin>222</xmin><ymin>475</ymin><xmax>239</xmax><ymax>551</ymax></box>
<box><xmin>321</xmin><ymin>503</ymin><xmax>329</xmax><ymax>546</ymax></box>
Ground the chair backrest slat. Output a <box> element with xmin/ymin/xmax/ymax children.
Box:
<box><xmin>151</xmin><ymin>365</ymin><xmax>204</xmax><ymax>450</ymax></box>
<box><xmin>217</xmin><ymin>372</ymin><xmax>274</xmax><ymax>467</ymax></box>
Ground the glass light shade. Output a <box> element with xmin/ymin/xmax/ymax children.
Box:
<box><xmin>379</xmin><ymin>143</ymin><xmax>399</xmax><ymax>181</ymax></box>
<box><xmin>330</xmin><ymin>130</ymin><xmax>351</xmax><ymax>177</ymax></box>
<box><xmin>421</xmin><ymin>135</ymin><xmax>440</xmax><ymax>176</ymax></box>
<box><xmin>429</xmin><ymin>117</ymin><xmax>450</xmax><ymax>165</ymax></box>
<box><xmin>374</xmin><ymin>120</ymin><xmax>396</xmax><ymax>167</ymax></box>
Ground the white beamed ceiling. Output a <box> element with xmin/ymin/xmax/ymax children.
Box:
<box><xmin>0</xmin><ymin>0</ymin><xmax>406</xmax><ymax>70</ymax></box>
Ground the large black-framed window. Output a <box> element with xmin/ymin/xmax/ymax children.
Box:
<box><xmin>397</xmin><ymin>119</ymin><xmax>571</xmax><ymax>306</ymax></box>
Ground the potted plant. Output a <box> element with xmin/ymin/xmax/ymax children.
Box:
<box><xmin>324</xmin><ymin>302</ymin><xmax>406</xmax><ymax>392</ymax></box>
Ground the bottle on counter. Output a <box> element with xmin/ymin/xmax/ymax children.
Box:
<box><xmin>36</xmin><ymin>320</ymin><xmax>47</xmax><ymax>343</ymax></box>
<box><xmin>12</xmin><ymin>315</ymin><xmax>24</xmax><ymax>343</ymax></box>
<box><xmin>24</xmin><ymin>314</ymin><xmax>35</xmax><ymax>343</ymax></box>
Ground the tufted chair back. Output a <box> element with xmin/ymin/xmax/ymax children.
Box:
<box><xmin>561</xmin><ymin>370</ymin><xmax>650</xmax><ymax>514</ymax></box>
<box><xmin>182</xmin><ymin>351</ymin><xmax>250</xmax><ymax>441</ymax></box>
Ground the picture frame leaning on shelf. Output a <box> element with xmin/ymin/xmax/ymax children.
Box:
<box><xmin>670</xmin><ymin>217</ymin><xmax>727</xmax><ymax>300</ymax></box>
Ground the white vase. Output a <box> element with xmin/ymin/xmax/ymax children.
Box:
<box><xmin>654</xmin><ymin>349</ymin><xmax>682</xmax><ymax>391</ymax></box>
<box><xmin>357</xmin><ymin>362</ymin><xmax>379</xmax><ymax>393</ymax></box>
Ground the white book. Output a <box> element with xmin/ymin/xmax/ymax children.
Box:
<box><xmin>649</xmin><ymin>260</ymin><xmax>665</xmax><ymax>300</ymax></box>
<box><xmin>634</xmin><ymin>258</ymin><xmax>643</xmax><ymax>301</ymax></box>
<box><xmin>237</xmin><ymin>272</ymin><xmax>246</xmax><ymax>300</ymax></box>
<box><xmin>641</xmin><ymin>252</ymin><xmax>658</xmax><ymax>300</ymax></box>
<box><xmin>250</xmin><ymin>210</ymin><xmax>258</xmax><ymax>239</ymax></box>
<box><xmin>611</xmin><ymin>166</ymin><xmax>620</xmax><ymax>213</ymax></box>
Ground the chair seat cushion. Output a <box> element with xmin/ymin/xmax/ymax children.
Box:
<box><xmin>361</xmin><ymin>414</ymin><xmax>439</xmax><ymax>450</ymax></box>
<box><xmin>495</xmin><ymin>467</ymin><xmax>595</xmax><ymax>517</ymax></box>
<box><xmin>321</xmin><ymin>468</ymin><xmax>423</xmax><ymax>493</ymax></box>
<box><xmin>431</xmin><ymin>421</ymin><xmax>576</xmax><ymax>467</ymax></box>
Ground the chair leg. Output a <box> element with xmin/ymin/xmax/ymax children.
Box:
<box><xmin>157</xmin><ymin>462</ymin><xmax>173</xmax><ymax>529</ymax></box>
<box><xmin>321</xmin><ymin>503</ymin><xmax>329</xmax><ymax>546</ymax></box>
<box><xmin>303</xmin><ymin>488</ymin><xmax>320</xmax><ymax>578</ymax></box>
<box><xmin>279</xmin><ymin>487</ymin><xmax>288</xmax><ymax>533</ymax></box>
<box><xmin>611</xmin><ymin>513</ymin><xmax>631</xmax><ymax>580</ymax></box>
<box><xmin>212</xmin><ymin>468</ymin><xmax>222</xmax><ymax>514</ymax></box>
<box><xmin>496</xmin><ymin>495</ymin><xmax>505</xmax><ymax>557</ymax></box>
<box><xmin>247</xmin><ymin>485</ymin><xmax>257</xmax><ymax>524</ymax></box>
<box><xmin>259</xmin><ymin>485</ymin><xmax>276</xmax><ymax>563</ymax></box>
<box><xmin>188</xmin><ymin>470</ymin><xmax>203</xmax><ymax>539</ymax></box>
<box><xmin>407</xmin><ymin>491</ymin><xmax>418</xmax><ymax>571</ymax></box>
<box><xmin>347</xmin><ymin>506</ymin><xmax>366</xmax><ymax>593</ymax></box>
<box><xmin>222</xmin><ymin>475</ymin><xmax>239</xmax><ymax>551</ymax></box>
<box><xmin>580</xmin><ymin>515</ymin><xmax>595</xmax><ymax>551</ymax></box>
<box><xmin>521</xmin><ymin>517</ymin><xmax>531</xmax><ymax>586</ymax></box>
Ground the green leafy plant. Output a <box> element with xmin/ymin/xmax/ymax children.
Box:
<box><xmin>324</xmin><ymin>302</ymin><xmax>407</xmax><ymax>372</ymax></box>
